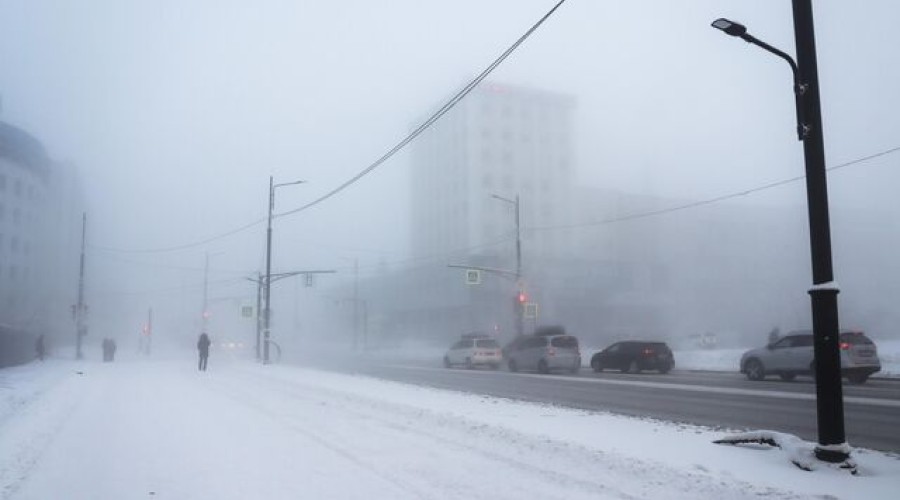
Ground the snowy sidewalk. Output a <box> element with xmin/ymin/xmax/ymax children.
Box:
<box><xmin>1</xmin><ymin>356</ymin><xmax>898</xmax><ymax>499</ymax></box>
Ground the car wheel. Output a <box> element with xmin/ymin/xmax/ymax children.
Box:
<box><xmin>570</xmin><ymin>360</ymin><xmax>580</xmax><ymax>374</ymax></box>
<box><xmin>465</xmin><ymin>357</ymin><xmax>473</xmax><ymax>370</ymax></box>
<box><xmin>443</xmin><ymin>356</ymin><xmax>451</xmax><ymax>368</ymax></box>
<box><xmin>508</xmin><ymin>359</ymin><xmax>518</xmax><ymax>372</ymax></box>
<box><xmin>658</xmin><ymin>364</ymin><xmax>672</xmax><ymax>375</ymax></box>
<box><xmin>779</xmin><ymin>372</ymin><xmax>796</xmax><ymax>382</ymax></box>
<box><xmin>847</xmin><ymin>373</ymin><xmax>869</xmax><ymax>384</ymax></box>
<box><xmin>626</xmin><ymin>360</ymin><xmax>641</xmax><ymax>374</ymax></box>
<box><xmin>745</xmin><ymin>359</ymin><xmax>765</xmax><ymax>381</ymax></box>
<box><xmin>591</xmin><ymin>357</ymin><xmax>603</xmax><ymax>373</ymax></box>
<box><xmin>538</xmin><ymin>359</ymin><xmax>549</xmax><ymax>374</ymax></box>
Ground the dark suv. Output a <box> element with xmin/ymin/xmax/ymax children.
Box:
<box><xmin>590</xmin><ymin>341</ymin><xmax>674</xmax><ymax>374</ymax></box>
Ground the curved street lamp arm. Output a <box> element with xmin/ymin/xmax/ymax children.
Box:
<box><xmin>739</xmin><ymin>33</ymin><xmax>807</xmax><ymax>141</ymax></box>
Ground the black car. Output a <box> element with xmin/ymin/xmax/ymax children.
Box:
<box><xmin>590</xmin><ymin>341</ymin><xmax>674</xmax><ymax>374</ymax></box>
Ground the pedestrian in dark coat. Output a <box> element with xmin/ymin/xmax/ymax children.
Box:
<box><xmin>197</xmin><ymin>333</ymin><xmax>211</xmax><ymax>371</ymax></box>
<box><xmin>35</xmin><ymin>335</ymin><xmax>45</xmax><ymax>361</ymax></box>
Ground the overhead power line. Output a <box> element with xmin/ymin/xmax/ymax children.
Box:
<box><xmin>91</xmin><ymin>217</ymin><xmax>267</xmax><ymax>254</ymax></box>
<box><xmin>276</xmin><ymin>0</ymin><xmax>569</xmax><ymax>220</ymax></box>
<box><xmin>527</xmin><ymin>144</ymin><xmax>900</xmax><ymax>233</ymax></box>
<box><xmin>90</xmin><ymin>0</ymin><xmax>568</xmax><ymax>255</ymax></box>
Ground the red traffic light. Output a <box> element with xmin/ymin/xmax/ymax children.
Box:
<box><xmin>518</xmin><ymin>292</ymin><xmax>527</xmax><ymax>303</ymax></box>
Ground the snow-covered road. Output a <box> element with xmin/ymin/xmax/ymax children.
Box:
<box><xmin>1</xmin><ymin>356</ymin><xmax>898</xmax><ymax>499</ymax></box>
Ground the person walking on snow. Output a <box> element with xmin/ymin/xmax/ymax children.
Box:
<box><xmin>35</xmin><ymin>334</ymin><xmax>45</xmax><ymax>361</ymax></box>
<box><xmin>197</xmin><ymin>332</ymin><xmax>211</xmax><ymax>371</ymax></box>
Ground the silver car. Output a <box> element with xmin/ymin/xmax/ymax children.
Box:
<box><xmin>506</xmin><ymin>334</ymin><xmax>581</xmax><ymax>374</ymax></box>
<box><xmin>740</xmin><ymin>329</ymin><xmax>881</xmax><ymax>384</ymax></box>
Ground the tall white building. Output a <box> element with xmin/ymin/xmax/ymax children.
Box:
<box><xmin>381</xmin><ymin>83</ymin><xmax>579</xmax><ymax>341</ymax></box>
<box><xmin>411</xmin><ymin>83</ymin><xmax>576</xmax><ymax>264</ymax></box>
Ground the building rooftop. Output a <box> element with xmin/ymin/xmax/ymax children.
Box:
<box><xmin>0</xmin><ymin>121</ymin><xmax>51</xmax><ymax>179</ymax></box>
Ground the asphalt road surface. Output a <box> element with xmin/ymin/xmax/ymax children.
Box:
<box><xmin>298</xmin><ymin>353</ymin><xmax>900</xmax><ymax>453</ymax></box>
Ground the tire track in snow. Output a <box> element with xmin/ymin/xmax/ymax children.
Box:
<box><xmin>225</xmin><ymin>366</ymin><xmax>807</xmax><ymax>500</ymax></box>
<box><xmin>0</xmin><ymin>370</ymin><xmax>93</xmax><ymax>500</ymax></box>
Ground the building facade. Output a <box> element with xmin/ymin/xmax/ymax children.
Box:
<box><xmin>0</xmin><ymin>120</ymin><xmax>83</xmax><ymax>366</ymax></box>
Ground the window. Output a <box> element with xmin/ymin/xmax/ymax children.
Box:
<box><xmin>551</xmin><ymin>336</ymin><xmax>578</xmax><ymax>349</ymax></box>
<box><xmin>523</xmin><ymin>337</ymin><xmax>546</xmax><ymax>349</ymax></box>
<box><xmin>773</xmin><ymin>337</ymin><xmax>794</xmax><ymax>349</ymax></box>
<box><xmin>476</xmin><ymin>339</ymin><xmax>499</xmax><ymax>348</ymax></box>
<box><xmin>791</xmin><ymin>336</ymin><xmax>814</xmax><ymax>348</ymax></box>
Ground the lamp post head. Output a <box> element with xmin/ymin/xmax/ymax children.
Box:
<box><xmin>274</xmin><ymin>180</ymin><xmax>305</xmax><ymax>189</ymax></box>
<box><xmin>711</xmin><ymin>18</ymin><xmax>747</xmax><ymax>37</ymax></box>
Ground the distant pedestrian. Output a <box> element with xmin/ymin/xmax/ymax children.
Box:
<box><xmin>197</xmin><ymin>332</ymin><xmax>211</xmax><ymax>371</ymax></box>
<box><xmin>35</xmin><ymin>334</ymin><xmax>45</xmax><ymax>361</ymax></box>
<box><xmin>102</xmin><ymin>338</ymin><xmax>116</xmax><ymax>362</ymax></box>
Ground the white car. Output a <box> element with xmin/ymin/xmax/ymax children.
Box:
<box><xmin>443</xmin><ymin>336</ymin><xmax>502</xmax><ymax>369</ymax></box>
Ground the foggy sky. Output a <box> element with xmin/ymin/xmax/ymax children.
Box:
<box><xmin>2</xmin><ymin>1</ymin><xmax>898</xmax><ymax>342</ymax></box>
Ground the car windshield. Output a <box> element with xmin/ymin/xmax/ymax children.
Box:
<box><xmin>2</xmin><ymin>2</ymin><xmax>898</xmax><ymax>498</ymax></box>
<box><xmin>551</xmin><ymin>336</ymin><xmax>578</xmax><ymax>349</ymax></box>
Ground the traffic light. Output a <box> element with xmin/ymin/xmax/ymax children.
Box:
<box><xmin>518</xmin><ymin>291</ymin><xmax>527</xmax><ymax>303</ymax></box>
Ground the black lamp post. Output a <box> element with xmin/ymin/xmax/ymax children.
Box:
<box><xmin>712</xmin><ymin>1</ymin><xmax>849</xmax><ymax>464</ymax></box>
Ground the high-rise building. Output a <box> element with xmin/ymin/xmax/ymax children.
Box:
<box><xmin>390</xmin><ymin>83</ymin><xmax>579</xmax><ymax>341</ymax></box>
<box><xmin>0</xmin><ymin>119</ymin><xmax>84</xmax><ymax>366</ymax></box>
<box><xmin>411</xmin><ymin>83</ymin><xmax>576</xmax><ymax>263</ymax></box>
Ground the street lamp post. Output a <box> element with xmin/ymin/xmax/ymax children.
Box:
<box><xmin>264</xmin><ymin>176</ymin><xmax>304</xmax><ymax>364</ymax></box>
<box><xmin>491</xmin><ymin>193</ymin><xmax>523</xmax><ymax>337</ymax></box>
<box><xmin>712</xmin><ymin>1</ymin><xmax>849</xmax><ymax>464</ymax></box>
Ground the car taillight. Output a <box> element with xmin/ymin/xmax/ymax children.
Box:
<box><xmin>839</xmin><ymin>342</ymin><xmax>850</xmax><ymax>350</ymax></box>
<box><xmin>642</xmin><ymin>348</ymin><xmax>654</xmax><ymax>356</ymax></box>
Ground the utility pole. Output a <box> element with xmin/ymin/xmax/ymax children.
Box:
<box><xmin>146</xmin><ymin>307</ymin><xmax>153</xmax><ymax>355</ymax></box>
<box><xmin>263</xmin><ymin>176</ymin><xmax>304</xmax><ymax>364</ymax></box>
<box><xmin>255</xmin><ymin>271</ymin><xmax>262</xmax><ymax>361</ymax></box>
<box><xmin>201</xmin><ymin>252</ymin><xmax>209</xmax><ymax>333</ymax></box>
<box><xmin>74</xmin><ymin>213</ymin><xmax>87</xmax><ymax>360</ymax></box>
<box><xmin>491</xmin><ymin>193</ymin><xmax>524</xmax><ymax>337</ymax></box>
<box><xmin>353</xmin><ymin>258</ymin><xmax>359</xmax><ymax>351</ymax></box>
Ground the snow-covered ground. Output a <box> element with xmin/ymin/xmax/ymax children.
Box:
<box><xmin>1</xmin><ymin>353</ymin><xmax>898</xmax><ymax>499</ymax></box>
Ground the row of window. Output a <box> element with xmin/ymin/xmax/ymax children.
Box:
<box><xmin>0</xmin><ymin>234</ymin><xmax>32</xmax><ymax>255</ymax></box>
<box><xmin>0</xmin><ymin>264</ymin><xmax>32</xmax><ymax>282</ymax></box>
<box><xmin>0</xmin><ymin>204</ymin><xmax>38</xmax><ymax>226</ymax></box>
<box><xmin>0</xmin><ymin>173</ymin><xmax>38</xmax><ymax>199</ymax></box>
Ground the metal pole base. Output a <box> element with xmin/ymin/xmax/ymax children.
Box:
<box><xmin>814</xmin><ymin>444</ymin><xmax>851</xmax><ymax>464</ymax></box>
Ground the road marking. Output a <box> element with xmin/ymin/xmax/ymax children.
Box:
<box><xmin>384</xmin><ymin>365</ymin><xmax>900</xmax><ymax>409</ymax></box>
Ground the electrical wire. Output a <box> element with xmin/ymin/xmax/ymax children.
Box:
<box><xmin>276</xmin><ymin>0</ymin><xmax>569</xmax><ymax>219</ymax></box>
<box><xmin>91</xmin><ymin>217</ymin><xmax>266</xmax><ymax>254</ymax></box>
<box><xmin>526</xmin><ymin>144</ymin><xmax>900</xmax><ymax>233</ymax></box>
<box><xmin>90</xmin><ymin>0</ymin><xmax>568</xmax><ymax>255</ymax></box>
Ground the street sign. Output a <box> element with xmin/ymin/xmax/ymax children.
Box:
<box><xmin>465</xmin><ymin>269</ymin><xmax>481</xmax><ymax>285</ymax></box>
<box><xmin>241</xmin><ymin>306</ymin><xmax>254</xmax><ymax>318</ymax></box>
<box><xmin>524</xmin><ymin>302</ymin><xmax>538</xmax><ymax>319</ymax></box>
